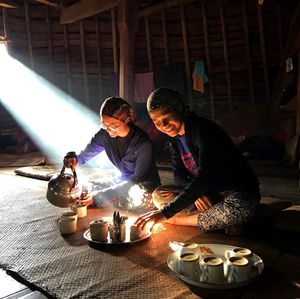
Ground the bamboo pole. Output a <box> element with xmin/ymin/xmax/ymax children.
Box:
<box><xmin>145</xmin><ymin>16</ymin><xmax>153</xmax><ymax>72</ymax></box>
<box><xmin>202</xmin><ymin>1</ymin><xmax>215</xmax><ymax>119</ymax></box>
<box><xmin>257</xmin><ymin>4</ymin><xmax>270</xmax><ymax>101</ymax></box>
<box><xmin>63</xmin><ymin>24</ymin><xmax>72</xmax><ymax>95</ymax></box>
<box><xmin>24</xmin><ymin>0</ymin><xmax>34</xmax><ymax>69</ymax></box>
<box><xmin>161</xmin><ymin>10</ymin><xmax>169</xmax><ymax>67</ymax></box>
<box><xmin>95</xmin><ymin>16</ymin><xmax>103</xmax><ymax>98</ymax></box>
<box><xmin>242</xmin><ymin>0</ymin><xmax>255</xmax><ymax>104</ymax></box>
<box><xmin>220</xmin><ymin>2</ymin><xmax>233</xmax><ymax>113</ymax></box>
<box><xmin>111</xmin><ymin>9</ymin><xmax>118</xmax><ymax>74</ymax></box>
<box><xmin>45</xmin><ymin>6</ymin><xmax>55</xmax><ymax>81</ymax></box>
<box><xmin>80</xmin><ymin>20</ymin><xmax>90</xmax><ymax>105</ymax></box>
<box><xmin>180</xmin><ymin>5</ymin><xmax>192</xmax><ymax>110</ymax></box>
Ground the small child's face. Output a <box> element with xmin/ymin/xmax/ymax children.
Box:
<box><xmin>149</xmin><ymin>107</ymin><xmax>184</xmax><ymax>137</ymax></box>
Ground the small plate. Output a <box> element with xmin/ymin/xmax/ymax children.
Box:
<box><xmin>83</xmin><ymin>228</ymin><xmax>152</xmax><ymax>245</ymax></box>
<box><xmin>167</xmin><ymin>243</ymin><xmax>264</xmax><ymax>289</ymax></box>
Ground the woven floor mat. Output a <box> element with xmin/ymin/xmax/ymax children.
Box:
<box><xmin>0</xmin><ymin>215</ymin><xmax>200</xmax><ymax>299</ymax></box>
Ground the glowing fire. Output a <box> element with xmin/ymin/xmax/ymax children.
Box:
<box><xmin>128</xmin><ymin>184</ymin><xmax>146</xmax><ymax>207</ymax></box>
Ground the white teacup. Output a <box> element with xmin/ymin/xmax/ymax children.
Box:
<box><xmin>59</xmin><ymin>218</ymin><xmax>76</xmax><ymax>234</ymax></box>
<box><xmin>199</xmin><ymin>255</ymin><xmax>225</xmax><ymax>284</ymax></box>
<box><xmin>180</xmin><ymin>243</ymin><xmax>200</xmax><ymax>256</ymax></box>
<box><xmin>72</xmin><ymin>204</ymin><xmax>87</xmax><ymax>218</ymax></box>
<box><xmin>225</xmin><ymin>256</ymin><xmax>251</xmax><ymax>283</ymax></box>
<box><xmin>178</xmin><ymin>253</ymin><xmax>200</xmax><ymax>281</ymax></box>
<box><xmin>224</xmin><ymin>247</ymin><xmax>255</xmax><ymax>268</ymax></box>
<box><xmin>61</xmin><ymin>211</ymin><xmax>78</xmax><ymax>222</ymax></box>
<box><xmin>90</xmin><ymin>220</ymin><xmax>108</xmax><ymax>242</ymax></box>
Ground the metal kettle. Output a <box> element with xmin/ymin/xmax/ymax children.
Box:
<box><xmin>46</xmin><ymin>165</ymin><xmax>81</xmax><ymax>208</ymax></box>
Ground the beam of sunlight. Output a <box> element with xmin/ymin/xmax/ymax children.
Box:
<box><xmin>0</xmin><ymin>43</ymin><xmax>118</xmax><ymax>173</ymax></box>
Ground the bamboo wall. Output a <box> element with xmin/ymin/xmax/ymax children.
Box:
<box><xmin>0</xmin><ymin>0</ymin><xmax>298</xmax><ymax>132</ymax></box>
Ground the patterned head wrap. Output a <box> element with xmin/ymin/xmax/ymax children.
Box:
<box><xmin>147</xmin><ymin>88</ymin><xmax>187</xmax><ymax>115</ymax></box>
<box><xmin>100</xmin><ymin>97</ymin><xmax>136</xmax><ymax>124</ymax></box>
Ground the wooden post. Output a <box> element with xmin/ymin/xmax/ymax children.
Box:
<box><xmin>45</xmin><ymin>6</ymin><xmax>55</xmax><ymax>81</ymax></box>
<box><xmin>80</xmin><ymin>20</ymin><xmax>90</xmax><ymax>105</ymax></box>
<box><xmin>257</xmin><ymin>4</ymin><xmax>270</xmax><ymax>101</ymax></box>
<box><xmin>2</xmin><ymin>7</ymin><xmax>8</xmax><ymax>39</ymax></box>
<box><xmin>161</xmin><ymin>10</ymin><xmax>169</xmax><ymax>67</ymax></box>
<box><xmin>111</xmin><ymin>9</ymin><xmax>118</xmax><ymax>75</ymax></box>
<box><xmin>202</xmin><ymin>1</ymin><xmax>215</xmax><ymax>119</ymax></box>
<box><xmin>145</xmin><ymin>16</ymin><xmax>153</xmax><ymax>72</ymax></box>
<box><xmin>24</xmin><ymin>0</ymin><xmax>34</xmax><ymax>69</ymax></box>
<box><xmin>95</xmin><ymin>16</ymin><xmax>103</xmax><ymax>98</ymax></box>
<box><xmin>242</xmin><ymin>0</ymin><xmax>255</xmax><ymax>104</ymax></box>
<box><xmin>180</xmin><ymin>5</ymin><xmax>193</xmax><ymax>110</ymax></box>
<box><xmin>220</xmin><ymin>2</ymin><xmax>233</xmax><ymax>113</ymax></box>
<box><xmin>63</xmin><ymin>24</ymin><xmax>72</xmax><ymax>95</ymax></box>
<box><xmin>118</xmin><ymin>0</ymin><xmax>138</xmax><ymax>103</ymax></box>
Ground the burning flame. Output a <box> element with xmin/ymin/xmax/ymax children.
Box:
<box><xmin>128</xmin><ymin>184</ymin><xmax>147</xmax><ymax>207</ymax></box>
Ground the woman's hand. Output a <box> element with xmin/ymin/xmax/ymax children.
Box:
<box><xmin>134</xmin><ymin>210</ymin><xmax>167</xmax><ymax>230</ymax></box>
<box><xmin>194</xmin><ymin>195</ymin><xmax>212</xmax><ymax>212</ymax></box>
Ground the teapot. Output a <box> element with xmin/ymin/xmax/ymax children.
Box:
<box><xmin>46</xmin><ymin>165</ymin><xmax>82</xmax><ymax>208</ymax></box>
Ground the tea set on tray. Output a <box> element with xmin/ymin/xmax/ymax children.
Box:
<box><xmin>167</xmin><ymin>242</ymin><xmax>264</xmax><ymax>289</ymax></box>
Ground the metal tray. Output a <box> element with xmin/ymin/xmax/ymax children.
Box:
<box><xmin>167</xmin><ymin>243</ymin><xmax>264</xmax><ymax>289</ymax></box>
<box><xmin>83</xmin><ymin>227</ymin><xmax>151</xmax><ymax>245</ymax></box>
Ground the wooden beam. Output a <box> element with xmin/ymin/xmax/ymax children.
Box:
<box><xmin>139</xmin><ymin>0</ymin><xmax>195</xmax><ymax>18</ymax></box>
<box><xmin>145</xmin><ymin>16</ymin><xmax>153</xmax><ymax>72</ymax></box>
<box><xmin>202</xmin><ymin>1</ymin><xmax>215</xmax><ymax>120</ymax></box>
<box><xmin>24</xmin><ymin>0</ymin><xmax>34</xmax><ymax>69</ymax></box>
<box><xmin>80</xmin><ymin>20</ymin><xmax>90</xmax><ymax>105</ymax></box>
<box><xmin>276</xmin><ymin>1</ymin><xmax>283</xmax><ymax>60</ymax></box>
<box><xmin>257</xmin><ymin>4</ymin><xmax>270</xmax><ymax>101</ymax></box>
<box><xmin>2</xmin><ymin>7</ymin><xmax>8</xmax><ymax>38</ymax></box>
<box><xmin>60</xmin><ymin>0</ymin><xmax>119</xmax><ymax>24</ymax></box>
<box><xmin>111</xmin><ymin>9</ymin><xmax>118</xmax><ymax>74</ymax></box>
<box><xmin>161</xmin><ymin>10</ymin><xmax>169</xmax><ymax>67</ymax></box>
<box><xmin>242</xmin><ymin>0</ymin><xmax>255</xmax><ymax>104</ymax></box>
<box><xmin>220</xmin><ymin>2</ymin><xmax>233</xmax><ymax>113</ymax></box>
<box><xmin>118</xmin><ymin>0</ymin><xmax>138</xmax><ymax>102</ymax></box>
<box><xmin>33</xmin><ymin>0</ymin><xmax>59</xmax><ymax>8</ymax></box>
<box><xmin>63</xmin><ymin>24</ymin><xmax>72</xmax><ymax>95</ymax></box>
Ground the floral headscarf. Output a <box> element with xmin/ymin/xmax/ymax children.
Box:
<box><xmin>100</xmin><ymin>97</ymin><xmax>136</xmax><ymax>124</ymax></box>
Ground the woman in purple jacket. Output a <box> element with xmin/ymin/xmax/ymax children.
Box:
<box><xmin>135</xmin><ymin>88</ymin><xmax>260</xmax><ymax>235</ymax></box>
<box><xmin>64</xmin><ymin>96</ymin><xmax>160</xmax><ymax>207</ymax></box>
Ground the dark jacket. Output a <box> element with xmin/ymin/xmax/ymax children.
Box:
<box><xmin>162</xmin><ymin>113</ymin><xmax>260</xmax><ymax>219</ymax></box>
<box><xmin>77</xmin><ymin>124</ymin><xmax>161</xmax><ymax>186</ymax></box>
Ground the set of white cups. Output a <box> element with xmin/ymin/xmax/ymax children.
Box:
<box><xmin>58</xmin><ymin>204</ymin><xmax>87</xmax><ymax>234</ymax></box>
<box><xmin>177</xmin><ymin>243</ymin><xmax>258</xmax><ymax>284</ymax></box>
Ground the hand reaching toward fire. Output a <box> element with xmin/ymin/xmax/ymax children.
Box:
<box><xmin>134</xmin><ymin>210</ymin><xmax>167</xmax><ymax>230</ymax></box>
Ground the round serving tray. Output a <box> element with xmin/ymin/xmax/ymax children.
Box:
<box><xmin>167</xmin><ymin>243</ymin><xmax>264</xmax><ymax>290</ymax></box>
<box><xmin>83</xmin><ymin>228</ymin><xmax>152</xmax><ymax>245</ymax></box>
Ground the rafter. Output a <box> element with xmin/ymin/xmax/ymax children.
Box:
<box><xmin>60</xmin><ymin>0</ymin><xmax>119</xmax><ymax>24</ymax></box>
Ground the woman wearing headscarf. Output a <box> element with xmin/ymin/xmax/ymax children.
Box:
<box><xmin>64</xmin><ymin>96</ymin><xmax>161</xmax><ymax>207</ymax></box>
<box><xmin>135</xmin><ymin>88</ymin><xmax>260</xmax><ymax>235</ymax></box>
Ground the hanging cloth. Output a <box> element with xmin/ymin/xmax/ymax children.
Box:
<box><xmin>134</xmin><ymin>72</ymin><xmax>155</xmax><ymax>103</ymax></box>
<box><xmin>192</xmin><ymin>60</ymin><xmax>208</xmax><ymax>93</ymax></box>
